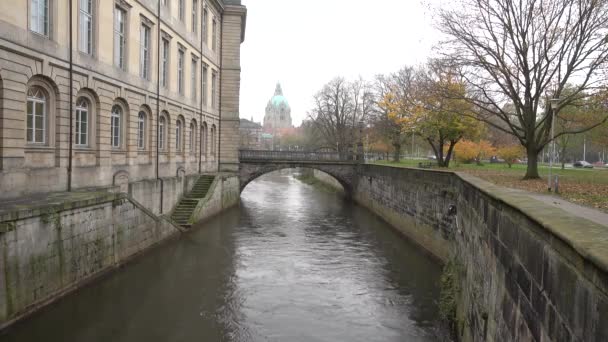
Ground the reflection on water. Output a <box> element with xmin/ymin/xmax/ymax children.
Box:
<box><xmin>2</xmin><ymin>171</ymin><xmax>443</xmax><ymax>342</ymax></box>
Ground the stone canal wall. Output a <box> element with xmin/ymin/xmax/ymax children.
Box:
<box><xmin>191</xmin><ymin>174</ymin><xmax>240</xmax><ymax>224</ymax></box>
<box><xmin>0</xmin><ymin>192</ymin><xmax>179</xmax><ymax>329</ymax></box>
<box><xmin>0</xmin><ymin>173</ymin><xmax>240</xmax><ymax>330</ymax></box>
<box><xmin>349</xmin><ymin>165</ymin><xmax>608</xmax><ymax>342</ymax></box>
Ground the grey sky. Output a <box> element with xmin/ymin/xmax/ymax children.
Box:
<box><xmin>239</xmin><ymin>0</ymin><xmax>442</xmax><ymax>126</ymax></box>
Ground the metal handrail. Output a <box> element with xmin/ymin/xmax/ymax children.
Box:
<box><xmin>238</xmin><ymin>149</ymin><xmax>358</xmax><ymax>162</ymax></box>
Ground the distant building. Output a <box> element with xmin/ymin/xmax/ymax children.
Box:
<box><xmin>264</xmin><ymin>83</ymin><xmax>293</xmax><ymax>130</ymax></box>
<box><xmin>239</xmin><ymin>118</ymin><xmax>263</xmax><ymax>149</ymax></box>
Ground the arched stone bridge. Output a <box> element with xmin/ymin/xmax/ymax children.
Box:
<box><xmin>238</xmin><ymin>150</ymin><xmax>361</xmax><ymax>195</ymax></box>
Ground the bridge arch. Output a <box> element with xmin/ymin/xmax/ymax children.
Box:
<box><xmin>239</xmin><ymin>162</ymin><xmax>355</xmax><ymax>196</ymax></box>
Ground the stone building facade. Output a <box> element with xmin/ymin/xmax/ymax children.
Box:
<box><xmin>263</xmin><ymin>83</ymin><xmax>292</xmax><ymax>130</ymax></box>
<box><xmin>0</xmin><ymin>0</ymin><xmax>246</xmax><ymax>200</ymax></box>
<box><xmin>239</xmin><ymin>118</ymin><xmax>263</xmax><ymax>149</ymax></box>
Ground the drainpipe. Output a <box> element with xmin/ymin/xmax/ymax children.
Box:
<box><xmin>217</xmin><ymin>13</ymin><xmax>224</xmax><ymax>173</ymax></box>
<box><xmin>68</xmin><ymin>0</ymin><xmax>74</xmax><ymax>191</ymax></box>
<box><xmin>156</xmin><ymin>0</ymin><xmax>163</xmax><ymax>213</ymax></box>
<box><xmin>198</xmin><ymin>4</ymin><xmax>203</xmax><ymax>174</ymax></box>
<box><xmin>156</xmin><ymin>0</ymin><xmax>161</xmax><ymax>180</ymax></box>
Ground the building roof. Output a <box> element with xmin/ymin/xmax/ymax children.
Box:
<box><xmin>240</xmin><ymin>118</ymin><xmax>262</xmax><ymax>129</ymax></box>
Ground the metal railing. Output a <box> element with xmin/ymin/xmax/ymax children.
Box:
<box><xmin>239</xmin><ymin>149</ymin><xmax>359</xmax><ymax>163</ymax></box>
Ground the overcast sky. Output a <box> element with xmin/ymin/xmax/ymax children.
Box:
<box><xmin>239</xmin><ymin>0</ymin><xmax>443</xmax><ymax>126</ymax></box>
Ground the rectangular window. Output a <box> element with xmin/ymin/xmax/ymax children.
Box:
<box><xmin>26</xmin><ymin>97</ymin><xmax>45</xmax><ymax>143</ymax></box>
<box><xmin>211</xmin><ymin>71</ymin><xmax>217</xmax><ymax>108</ymax></box>
<box><xmin>161</xmin><ymin>39</ymin><xmax>169</xmax><ymax>88</ymax></box>
<box><xmin>137</xmin><ymin>114</ymin><xmax>145</xmax><ymax>149</ymax></box>
<box><xmin>114</xmin><ymin>6</ymin><xmax>126</xmax><ymax>70</ymax></box>
<box><xmin>202</xmin><ymin>64</ymin><xmax>208</xmax><ymax>105</ymax></box>
<box><xmin>178</xmin><ymin>0</ymin><xmax>184</xmax><ymax>21</ymax></box>
<box><xmin>140</xmin><ymin>24</ymin><xmax>150</xmax><ymax>79</ymax></box>
<box><xmin>202</xmin><ymin>8</ymin><xmax>208</xmax><ymax>45</ymax></box>
<box><xmin>111</xmin><ymin>111</ymin><xmax>120</xmax><ymax>148</ymax></box>
<box><xmin>159</xmin><ymin>120</ymin><xmax>165</xmax><ymax>150</ymax></box>
<box><xmin>31</xmin><ymin>0</ymin><xmax>50</xmax><ymax>36</ymax></box>
<box><xmin>191</xmin><ymin>58</ymin><xmax>197</xmax><ymax>100</ymax></box>
<box><xmin>75</xmin><ymin>109</ymin><xmax>88</xmax><ymax>146</ymax></box>
<box><xmin>79</xmin><ymin>0</ymin><xmax>93</xmax><ymax>54</ymax></box>
<box><xmin>192</xmin><ymin>0</ymin><xmax>198</xmax><ymax>34</ymax></box>
<box><xmin>211</xmin><ymin>18</ymin><xmax>217</xmax><ymax>51</ymax></box>
<box><xmin>178</xmin><ymin>49</ymin><xmax>184</xmax><ymax>94</ymax></box>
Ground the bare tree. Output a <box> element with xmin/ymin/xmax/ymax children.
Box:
<box><xmin>437</xmin><ymin>0</ymin><xmax>608</xmax><ymax>178</ymax></box>
<box><xmin>308</xmin><ymin>77</ymin><xmax>373</xmax><ymax>153</ymax></box>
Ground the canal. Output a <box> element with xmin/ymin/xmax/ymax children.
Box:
<box><xmin>2</xmin><ymin>171</ymin><xmax>444</xmax><ymax>341</ymax></box>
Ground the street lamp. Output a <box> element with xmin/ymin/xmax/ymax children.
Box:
<box><xmin>548</xmin><ymin>98</ymin><xmax>561</xmax><ymax>192</ymax></box>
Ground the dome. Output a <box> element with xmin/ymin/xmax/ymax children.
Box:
<box><xmin>264</xmin><ymin>83</ymin><xmax>293</xmax><ymax>130</ymax></box>
<box><xmin>268</xmin><ymin>83</ymin><xmax>289</xmax><ymax>108</ymax></box>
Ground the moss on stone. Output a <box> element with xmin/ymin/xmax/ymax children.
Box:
<box><xmin>439</xmin><ymin>259</ymin><xmax>463</xmax><ymax>339</ymax></box>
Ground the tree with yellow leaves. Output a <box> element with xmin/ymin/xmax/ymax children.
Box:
<box><xmin>381</xmin><ymin>64</ymin><xmax>482</xmax><ymax>167</ymax></box>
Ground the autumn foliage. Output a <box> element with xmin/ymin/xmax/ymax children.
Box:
<box><xmin>497</xmin><ymin>145</ymin><xmax>525</xmax><ymax>168</ymax></box>
<box><xmin>454</xmin><ymin>140</ymin><xmax>495</xmax><ymax>164</ymax></box>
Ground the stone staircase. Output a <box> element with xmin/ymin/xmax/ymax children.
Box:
<box><xmin>170</xmin><ymin>175</ymin><xmax>215</xmax><ymax>227</ymax></box>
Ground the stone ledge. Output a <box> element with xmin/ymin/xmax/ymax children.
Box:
<box><xmin>0</xmin><ymin>190</ymin><xmax>123</xmax><ymax>224</ymax></box>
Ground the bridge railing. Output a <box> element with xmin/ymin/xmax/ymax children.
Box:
<box><xmin>239</xmin><ymin>149</ymin><xmax>359</xmax><ymax>162</ymax></box>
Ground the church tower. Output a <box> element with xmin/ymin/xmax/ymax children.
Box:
<box><xmin>263</xmin><ymin>83</ymin><xmax>293</xmax><ymax>130</ymax></box>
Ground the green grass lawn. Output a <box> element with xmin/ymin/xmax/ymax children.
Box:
<box><xmin>374</xmin><ymin>159</ymin><xmax>608</xmax><ymax>211</ymax></box>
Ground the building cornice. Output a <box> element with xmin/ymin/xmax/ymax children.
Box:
<box><xmin>223</xmin><ymin>5</ymin><xmax>247</xmax><ymax>43</ymax></box>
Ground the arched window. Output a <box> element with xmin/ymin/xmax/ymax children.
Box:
<box><xmin>189</xmin><ymin>122</ymin><xmax>195</xmax><ymax>152</ymax></box>
<box><xmin>137</xmin><ymin>111</ymin><xmax>146</xmax><ymax>149</ymax></box>
<box><xmin>159</xmin><ymin>116</ymin><xmax>166</xmax><ymax>150</ymax></box>
<box><xmin>111</xmin><ymin>105</ymin><xmax>121</xmax><ymax>148</ymax></box>
<box><xmin>211</xmin><ymin>125</ymin><xmax>216</xmax><ymax>156</ymax></box>
<box><xmin>75</xmin><ymin>98</ymin><xmax>89</xmax><ymax>146</ymax></box>
<box><xmin>26</xmin><ymin>87</ymin><xmax>46</xmax><ymax>144</ymax></box>
<box><xmin>201</xmin><ymin>123</ymin><xmax>207</xmax><ymax>156</ymax></box>
<box><xmin>176</xmin><ymin>119</ymin><xmax>183</xmax><ymax>152</ymax></box>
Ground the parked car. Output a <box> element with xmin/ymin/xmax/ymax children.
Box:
<box><xmin>573</xmin><ymin>161</ymin><xmax>594</xmax><ymax>168</ymax></box>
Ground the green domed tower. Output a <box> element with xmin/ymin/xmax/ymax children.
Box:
<box><xmin>264</xmin><ymin>83</ymin><xmax>293</xmax><ymax>130</ymax></box>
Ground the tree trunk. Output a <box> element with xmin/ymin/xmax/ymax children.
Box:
<box><xmin>524</xmin><ymin>147</ymin><xmax>540</xmax><ymax>179</ymax></box>
<box><xmin>393</xmin><ymin>143</ymin><xmax>401</xmax><ymax>163</ymax></box>
<box><xmin>443</xmin><ymin>141</ymin><xmax>457</xmax><ymax>168</ymax></box>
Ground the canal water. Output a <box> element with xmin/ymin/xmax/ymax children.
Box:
<box><xmin>2</xmin><ymin>171</ymin><xmax>444</xmax><ymax>342</ymax></box>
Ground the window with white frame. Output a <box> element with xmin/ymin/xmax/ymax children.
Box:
<box><xmin>211</xmin><ymin>125</ymin><xmax>216</xmax><ymax>155</ymax></box>
<box><xmin>211</xmin><ymin>18</ymin><xmax>217</xmax><ymax>51</ymax></box>
<box><xmin>178</xmin><ymin>0</ymin><xmax>184</xmax><ymax>21</ymax></box>
<box><xmin>140</xmin><ymin>23</ymin><xmax>151</xmax><ymax>79</ymax></box>
<box><xmin>114</xmin><ymin>6</ymin><xmax>126</xmax><ymax>70</ymax></box>
<box><xmin>211</xmin><ymin>70</ymin><xmax>217</xmax><ymax>108</ymax></box>
<box><xmin>159</xmin><ymin>116</ymin><xmax>166</xmax><ymax>150</ymax></box>
<box><xmin>137</xmin><ymin>111</ymin><xmax>146</xmax><ymax>149</ymax></box>
<box><xmin>75</xmin><ymin>98</ymin><xmax>89</xmax><ymax>146</ymax></box>
<box><xmin>30</xmin><ymin>0</ymin><xmax>50</xmax><ymax>36</ymax></box>
<box><xmin>161</xmin><ymin>39</ymin><xmax>169</xmax><ymax>88</ymax></box>
<box><xmin>189</xmin><ymin>122</ymin><xmax>195</xmax><ymax>151</ymax></box>
<box><xmin>111</xmin><ymin>105</ymin><xmax>121</xmax><ymax>148</ymax></box>
<box><xmin>201</xmin><ymin>124</ymin><xmax>207</xmax><ymax>155</ymax></box>
<box><xmin>26</xmin><ymin>87</ymin><xmax>46</xmax><ymax>144</ymax></box>
<box><xmin>191</xmin><ymin>57</ymin><xmax>197</xmax><ymax>100</ymax></box>
<box><xmin>79</xmin><ymin>0</ymin><xmax>93</xmax><ymax>54</ymax></box>
<box><xmin>192</xmin><ymin>0</ymin><xmax>198</xmax><ymax>34</ymax></box>
<box><xmin>176</xmin><ymin>119</ymin><xmax>182</xmax><ymax>151</ymax></box>
<box><xmin>202</xmin><ymin>64</ymin><xmax>208</xmax><ymax>105</ymax></box>
<box><xmin>178</xmin><ymin>49</ymin><xmax>185</xmax><ymax>94</ymax></box>
<box><xmin>202</xmin><ymin>8</ymin><xmax>208</xmax><ymax>45</ymax></box>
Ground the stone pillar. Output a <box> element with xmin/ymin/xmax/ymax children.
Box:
<box><xmin>219</xmin><ymin>4</ymin><xmax>247</xmax><ymax>172</ymax></box>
